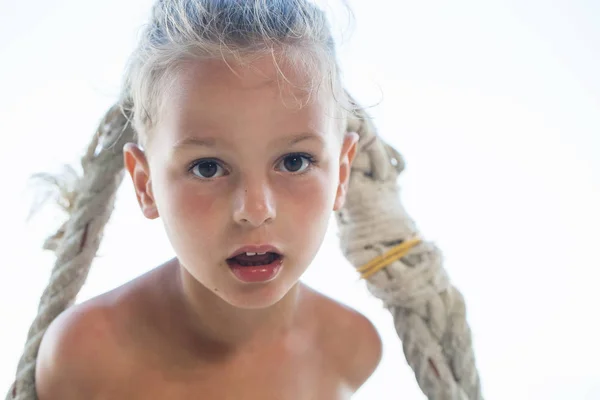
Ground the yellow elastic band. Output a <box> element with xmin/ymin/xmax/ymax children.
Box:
<box><xmin>358</xmin><ymin>237</ymin><xmax>422</xmax><ymax>279</ymax></box>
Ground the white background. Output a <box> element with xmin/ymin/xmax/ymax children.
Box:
<box><xmin>1</xmin><ymin>0</ymin><xmax>599</xmax><ymax>399</ymax></box>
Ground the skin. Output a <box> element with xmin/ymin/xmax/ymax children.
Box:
<box><xmin>34</xmin><ymin>54</ymin><xmax>382</xmax><ymax>399</ymax></box>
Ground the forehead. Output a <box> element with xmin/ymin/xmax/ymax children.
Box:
<box><xmin>175</xmin><ymin>54</ymin><xmax>315</xmax><ymax>94</ymax></box>
<box><xmin>159</xmin><ymin>54</ymin><xmax>333</xmax><ymax>125</ymax></box>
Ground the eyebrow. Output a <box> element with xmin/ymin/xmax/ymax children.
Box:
<box><xmin>172</xmin><ymin>132</ymin><xmax>323</xmax><ymax>149</ymax></box>
<box><xmin>288</xmin><ymin>132</ymin><xmax>324</xmax><ymax>145</ymax></box>
<box><xmin>172</xmin><ymin>136</ymin><xmax>217</xmax><ymax>149</ymax></box>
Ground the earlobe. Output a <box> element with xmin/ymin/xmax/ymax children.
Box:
<box><xmin>123</xmin><ymin>143</ymin><xmax>159</xmax><ymax>220</ymax></box>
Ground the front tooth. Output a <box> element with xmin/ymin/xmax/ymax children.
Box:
<box><xmin>257</xmin><ymin>252</ymin><xmax>266</xmax><ymax>255</ymax></box>
<box><xmin>245</xmin><ymin>252</ymin><xmax>257</xmax><ymax>256</ymax></box>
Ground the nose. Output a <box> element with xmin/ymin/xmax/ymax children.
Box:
<box><xmin>232</xmin><ymin>178</ymin><xmax>276</xmax><ymax>228</ymax></box>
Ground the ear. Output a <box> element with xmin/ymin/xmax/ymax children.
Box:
<box><xmin>333</xmin><ymin>131</ymin><xmax>359</xmax><ymax>211</ymax></box>
<box><xmin>123</xmin><ymin>143</ymin><xmax>159</xmax><ymax>219</ymax></box>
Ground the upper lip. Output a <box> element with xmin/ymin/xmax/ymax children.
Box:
<box><xmin>227</xmin><ymin>245</ymin><xmax>282</xmax><ymax>259</ymax></box>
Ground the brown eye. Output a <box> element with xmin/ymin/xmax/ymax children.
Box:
<box><xmin>277</xmin><ymin>153</ymin><xmax>314</xmax><ymax>173</ymax></box>
<box><xmin>190</xmin><ymin>160</ymin><xmax>225</xmax><ymax>179</ymax></box>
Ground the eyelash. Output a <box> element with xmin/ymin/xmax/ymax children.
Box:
<box><xmin>187</xmin><ymin>152</ymin><xmax>318</xmax><ymax>181</ymax></box>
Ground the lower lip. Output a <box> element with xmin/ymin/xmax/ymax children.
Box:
<box><xmin>227</xmin><ymin>256</ymin><xmax>284</xmax><ymax>283</ymax></box>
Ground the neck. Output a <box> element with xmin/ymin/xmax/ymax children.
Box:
<box><xmin>170</xmin><ymin>258</ymin><xmax>302</xmax><ymax>352</ymax></box>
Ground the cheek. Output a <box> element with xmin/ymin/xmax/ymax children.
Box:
<box><xmin>279</xmin><ymin>170</ymin><xmax>337</xmax><ymax>242</ymax></box>
<box><xmin>282</xmin><ymin>156</ymin><xmax>339</xmax><ymax>215</ymax></box>
<box><xmin>285</xmin><ymin>178</ymin><xmax>333</xmax><ymax>215</ymax></box>
<box><xmin>173</xmin><ymin>184</ymin><xmax>217</xmax><ymax>216</ymax></box>
<box><xmin>153</xmin><ymin>174</ymin><xmax>222</xmax><ymax>242</ymax></box>
<box><xmin>151</xmin><ymin>159</ymin><xmax>215</xmax><ymax>217</ymax></box>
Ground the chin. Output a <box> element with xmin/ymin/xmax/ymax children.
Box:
<box><xmin>219</xmin><ymin>281</ymin><xmax>293</xmax><ymax>310</ymax></box>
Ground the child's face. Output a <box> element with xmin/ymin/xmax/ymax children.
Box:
<box><xmin>124</xmin><ymin>55</ymin><xmax>358</xmax><ymax>309</ymax></box>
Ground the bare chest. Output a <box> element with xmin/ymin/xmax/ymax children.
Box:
<box><xmin>94</xmin><ymin>341</ymin><xmax>352</xmax><ymax>400</ymax></box>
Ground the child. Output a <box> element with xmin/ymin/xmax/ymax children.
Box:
<box><xmin>7</xmin><ymin>1</ymin><xmax>482</xmax><ymax>399</ymax></box>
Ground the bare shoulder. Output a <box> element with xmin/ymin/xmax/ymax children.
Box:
<box><xmin>35</xmin><ymin>284</ymin><xmax>140</xmax><ymax>399</ymax></box>
<box><xmin>302</xmin><ymin>285</ymin><xmax>383</xmax><ymax>392</ymax></box>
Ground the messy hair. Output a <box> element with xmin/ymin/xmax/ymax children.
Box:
<box><xmin>7</xmin><ymin>1</ymin><xmax>482</xmax><ymax>400</ymax></box>
<box><xmin>122</xmin><ymin>0</ymin><xmax>352</xmax><ymax>145</ymax></box>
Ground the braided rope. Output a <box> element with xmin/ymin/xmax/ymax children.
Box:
<box><xmin>6</xmin><ymin>105</ymin><xmax>135</xmax><ymax>400</ymax></box>
<box><xmin>336</xmin><ymin>102</ymin><xmax>483</xmax><ymax>399</ymax></box>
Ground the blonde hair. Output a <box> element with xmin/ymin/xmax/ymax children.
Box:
<box><xmin>121</xmin><ymin>0</ymin><xmax>352</xmax><ymax>145</ymax></box>
<box><xmin>7</xmin><ymin>1</ymin><xmax>482</xmax><ymax>399</ymax></box>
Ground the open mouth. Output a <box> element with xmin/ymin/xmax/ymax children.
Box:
<box><xmin>226</xmin><ymin>252</ymin><xmax>284</xmax><ymax>283</ymax></box>
<box><xmin>226</xmin><ymin>252</ymin><xmax>282</xmax><ymax>267</ymax></box>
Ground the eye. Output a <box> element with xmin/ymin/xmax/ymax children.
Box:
<box><xmin>189</xmin><ymin>160</ymin><xmax>227</xmax><ymax>179</ymax></box>
<box><xmin>277</xmin><ymin>153</ymin><xmax>315</xmax><ymax>174</ymax></box>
